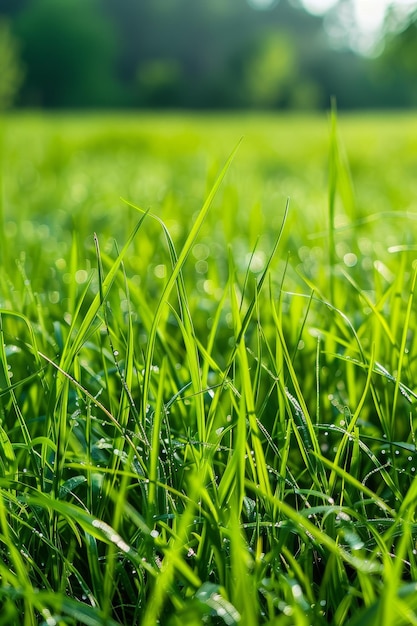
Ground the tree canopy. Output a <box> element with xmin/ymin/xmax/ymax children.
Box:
<box><xmin>0</xmin><ymin>0</ymin><xmax>416</xmax><ymax>110</ymax></box>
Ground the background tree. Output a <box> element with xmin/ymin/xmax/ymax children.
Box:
<box><xmin>13</xmin><ymin>0</ymin><xmax>124</xmax><ymax>107</ymax></box>
<box><xmin>2</xmin><ymin>0</ymin><xmax>417</xmax><ymax>110</ymax></box>
<box><xmin>374</xmin><ymin>7</ymin><xmax>417</xmax><ymax>107</ymax></box>
<box><xmin>0</xmin><ymin>19</ymin><xmax>24</xmax><ymax>109</ymax></box>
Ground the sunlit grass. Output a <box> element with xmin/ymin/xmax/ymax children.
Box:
<box><xmin>1</xmin><ymin>111</ymin><xmax>417</xmax><ymax>624</ymax></box>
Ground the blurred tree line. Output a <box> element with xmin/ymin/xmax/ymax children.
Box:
<box><xmin>0</xmin><ymin>0</ymin><xmax>416</xmax><ymax>110</ymax></box>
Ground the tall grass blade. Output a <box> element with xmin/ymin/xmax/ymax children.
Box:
<box><xmin>124</xmin><ymin>141</ymin><xmax>241</xmax><ymax>440</ymax></box>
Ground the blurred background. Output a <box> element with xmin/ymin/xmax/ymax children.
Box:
<box><xmin>1</xmin><ymin>0</ymin><xmax>417</xmax><ymax>111</ymax></box>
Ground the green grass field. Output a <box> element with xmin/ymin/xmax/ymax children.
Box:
<box><xmin>1</xmin><ymin>111</ymin><xmax>417</xmax><ymax>625</ymax></box>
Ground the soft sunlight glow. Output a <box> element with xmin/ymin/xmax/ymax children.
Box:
<box><xmin>352</xmin><ymin>0</ymin><xmax>415</xmax><ymax>33</ymax></box>
<box><xmin>301</xmin><ymin>0</ymin><xmax>338</xmax><ymax>15</ymax></box>
<box><xmin>248</xmin><ymin>0</ymin><xmax>278</xmax><ymax>8</ymax></box>
<box><xmin>302</xmin><ymin>0</ymin><xmax>416</xmax><ymax>31</ymax></box>
<box><xmin>301</xmin><ymin>0</ymin><xmax>417</xmax><ymax>53</ymax></box>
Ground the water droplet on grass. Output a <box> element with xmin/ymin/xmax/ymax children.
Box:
<box><xmin>75</xmin><ymin>270</ymin><xmax>88</xmax><ymax>284</ymax></box>
<box><xmin>154</xmin><ymin>264</ymin><xmax>166</xmax><ymax>279</ymax></box>
<box><xmin>344</xmin><ymin>252</ymin><xmax>357</xmax><ymax>267</ymax></box>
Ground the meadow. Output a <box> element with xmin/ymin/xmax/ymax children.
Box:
<box><xmin>1</xmin><ymin>110</ymin><xmax>417</xmax><ymax>625</ymax></box>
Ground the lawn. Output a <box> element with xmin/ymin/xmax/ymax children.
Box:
<box><xmin>1</xmin><ymin>110</ymin><xmax>417</xmax><ymax>625</ymax></box>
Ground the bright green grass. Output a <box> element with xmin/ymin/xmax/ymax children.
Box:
<box><xmin>1</xmin><ymin>111</ymin><xmax>417</xmax><ymax>625</ymax></box>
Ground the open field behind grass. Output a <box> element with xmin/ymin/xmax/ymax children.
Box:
<box><xmin>1</xmin><ymin>111</ymin><xmax>417</xmax><ymax>625</ymax></box>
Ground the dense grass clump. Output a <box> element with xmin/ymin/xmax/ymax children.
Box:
<box><xmin>1</xmin><ymin>112</ymin><xmax>417</xmax><ymax>625</ymax></box>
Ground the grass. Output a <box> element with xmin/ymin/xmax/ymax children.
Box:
<box><xmin>1</xmin><ymin>110</ymin><xmax>417</xmax><ymax>624</ymax></box>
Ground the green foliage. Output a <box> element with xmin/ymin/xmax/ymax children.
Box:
<box><xmin>13</xmin><ymin>0</ymin><xmax>124</xmax><ymax>107</ymax></box>
<box><xmin>244</xmin><ymin>33</ymin><xmax>297</xmax><ymax>107</ymax></box>
<box><xmin>0</xmin><ymin>20</ymin><xmax>24</xmax><ymax>110</ymax></box>
<box><xmin>136</xmin><ymin>59</ymin><xmax>184</xmax><ymax>108</ymax></box>
<box><xmin>3</xmin><ymin>0</ymin><xmax>417</xmax><ymax>110</ymax></box>
<box><xmin>1</xmin><ymin>111</ymin><xmax>417</xmax><ymax>623</ymax></box>
<box><xmin>3</xmin><ymin>0</ymin><xmax>385</xmax><ymax>110</ymax></box>
<box><xmin>376</xmin><ymin>8</ymin><xmax>417</xmax><ymax>107</ymax></box>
